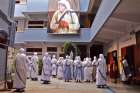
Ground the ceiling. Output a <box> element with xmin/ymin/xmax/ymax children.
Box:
<box><xmin>94</xmin><ymin>0</ymin><xmax>140</xmax><ymax>44</ymax></box>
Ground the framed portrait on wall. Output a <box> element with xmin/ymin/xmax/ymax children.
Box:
<box><xmin>47</xmin><ymin>0</ymin><xmax>80</xmax><ymax>34</ymax></box>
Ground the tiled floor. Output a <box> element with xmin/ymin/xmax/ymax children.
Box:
<box><xmin>0</xmin><ymin>78</ymin><xmax>140</xmax><ymax>93</ymax></box>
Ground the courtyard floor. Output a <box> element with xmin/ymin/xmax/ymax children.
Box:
<box><xmin>0</xmin><ymin>78</ymin><xmax>140</xmax><ymax>93</ymax></box>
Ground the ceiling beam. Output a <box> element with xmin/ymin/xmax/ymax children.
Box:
<box><xmin>110</xmin><ymin>16</ymin><xmax>140</xmax><ymax>25</ymax></box>
<box><xmin>102</xmin><ymin>28</ymin><xmax>125</xmax><ymax>35</ymax></box>
<box><xmin>94</xmin><ymin>37</ymin><xmax>112</xmax><ymax>43</ymax></box>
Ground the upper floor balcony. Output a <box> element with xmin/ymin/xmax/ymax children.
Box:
<box><xmin>15</xmin><ymin>28</ymin><xmax>91</xmax><ymax>44</ymax></box>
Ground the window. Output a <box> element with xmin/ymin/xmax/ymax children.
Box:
<box><xmin>26</xmin><ymin>48</ymin><xmax>42</xmax><ymax>55</ymax></box>
<box><xmin>16</xmin><ymin>0</ymin><xmax>27</xmax><ymax>4</ymax></box>
<box><xmin>28</xmin><ymin>21</ymin><xmax>44</xmax><ymax>28</ymax></box>
<box><xmin>47</xmin><ymin>47</ymin><xmax>57</xmax><ymax>52</ymax></box>
<box><xmin>59</xmin><ymin>53</ymin><xmax>64</xmax><ymax>57</ymax></box>
<box><xmin>26</xmin><ymin>48</ymin><xmax>42</xmax><ymax>52</ymax></box>
<box><xmin>15</xmin><ymin>21</ymin><xmax>18</xmax><ymax>32</ymax></box>
<box><xmin>16</xmin><ymin>0</ymin><xmax>20</xmax><ymax>4</ymax></box>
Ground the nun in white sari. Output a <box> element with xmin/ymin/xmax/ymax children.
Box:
<box><xmin>92</xmin><ymin>56</ymin><xmax>98</xmax><ymax>82</ymax></box>
<box><xmin>63</xmin><ymin>56</ymin><xmax>72</xmax><ymax>82</ymax></box>
<box><xmin>96</xmin><ymin>54</ymin><xmax>107</xmax><ymax>88</ymax></box>
<box><xmin>13</xmin><ymin>48</ymin><xmax>27</xmax><ymax>92</ymax></box>
<box><xmin>57</xmin><ymin>57</ymin><xmax>64</xmax><ymax>79</ymax></box>
<box><xmin>75</xmin><ymin>56</ymin><xmax>82</xmax><ymax>82</ymax></box>
<box><xmin>41</xmin><ymin>52</ymin><xmax>52</xmax><ymax>84</ymax></box>
<box><xmin>51</xmin><ymin>55</ymin><xmax>57</xmax><ymax>78</ymax></box>
<box><xmin>26</xmin><ymin>56</ymin><xmax>32</xmax><ymax>79</ymax></box>
<box><xmin>84</xmin><ymin>58</ymin><xmax>92</xmax><ymax>82</ymax></box>
<box><xmin>30</xmin><ymin>52</ymin><xmax>39</xmax><ymax>81</ymax></box>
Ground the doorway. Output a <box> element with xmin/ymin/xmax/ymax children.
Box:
<box><xmin>90</xmin><ymin>44</ymin><xmax>103</xmax><ymax>60</ymax></box>
<box><xmin>135</xmin><ymin>31</ymin><xmax>140</xmax><ymax>83</ymax></box>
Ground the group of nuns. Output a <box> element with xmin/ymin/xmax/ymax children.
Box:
<box><xmin>13</xmin><ymin>48</ymin><xmax>107</xmax><ymax>92</ymax></box>
<box><xmin>26</xmin><ymin>52</ymin><xmax>107</xmax><ymax>88</ymax></box>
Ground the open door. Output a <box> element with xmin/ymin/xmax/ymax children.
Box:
<box><xmin>135</xmin><ymin>31</ymin><xmax>140</xmax><ymax>83</ymax></box>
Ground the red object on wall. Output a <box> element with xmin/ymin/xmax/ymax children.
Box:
<box><xmin>121</xmin><ymin>47</ymin><xmax>126</xmax><ymax>59</ymax></box>
<box><xmin>107</xmin><ymin>52</ymin><xmax>116</xmax><ymax>79</ymax></box>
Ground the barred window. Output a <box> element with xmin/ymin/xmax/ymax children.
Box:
<box><xmin>28</xmin><ymin>21</ymin><xmax>44</xmax><ymax>28</ymax></box>
<box><xmin>47</xmin><ymin>47</ymin><xmax>57</xmax><ymax>52</ymax></box>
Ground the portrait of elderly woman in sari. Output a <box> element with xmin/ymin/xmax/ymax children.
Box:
<box><xmin>50</xmin><ymin>0</ymin><xmax>80</xmax><ymax>34</ymax></box>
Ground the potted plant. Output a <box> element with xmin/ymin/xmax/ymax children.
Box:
<box><xmin>38</xmin><ymin>59</ymin><xmax>43</xmax><ymax>75</ymax></box>
<box><xmin>63</xmin><ymin>41</ymin><xmax>81</xmax><ymax>59</ymax></box>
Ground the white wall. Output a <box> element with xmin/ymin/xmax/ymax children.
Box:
<box><xmin>105</xmin><ymin>33</ymin><xmax>136</xmax><ymax>57</ymax></box>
